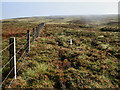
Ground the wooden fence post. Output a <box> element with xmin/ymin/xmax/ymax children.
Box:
<box><xmin>33</xmin><ymin>28</ymin><xmax>35</xmax><ymax>41</ymax></box>
<box><xmin>9</xmin><ymin>37</ymin><xmax>16</xmax><ymax>79</ymax></box>
<box><xmin>37</xmin><ymin>24</ymin><xmax>40</xmax><ymax>37</ymax></box>
<box><xmin>36</xmin><ymin>23</ymin><xmax>45</xmax><ymax>38</ymax></box>
<box><xmin>44</xmin><ymin>24</ymin><xmax>46</xmax><ymax>32</ymax></box>
<box><xmin>36</xmin><ymin>27</ymin><xmax>38</xmax><ymax>38</ymax></box>
<box><xmin>38</xmin><ymin>23</ymin><xmax>45</xmax><ymax>37</ymax></box>
<box><xmin>26</xmin><ymin>30</ymin><xmax>30</xmax><ymax>53</ymax></box>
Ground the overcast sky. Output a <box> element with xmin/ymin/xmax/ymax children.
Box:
<box><xmin>1</xmin><ymin>1</ymin><xmax>118</xmax><ymax>19</ymax></box>
<box><xmin>1</xmin><ymin>0</ymin><xmax>119</xmax><ymax>2</ymax></box>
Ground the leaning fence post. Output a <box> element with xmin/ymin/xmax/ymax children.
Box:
<box><xmin>9</xmin><ymin>37</ymin><xmax>16</xmax><ymax>79</ymax></box>
<box><xmin>26</xmin><ymin>30</ymin><xmax>30</xmax><ymax>53</ymax></box>
<box><xmin>33</xmin><ymin>28</ymin><xmax>35</xmax><ymax>41</ymax></box>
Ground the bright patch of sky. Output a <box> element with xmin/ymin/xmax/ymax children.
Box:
<box><xmin>1</xmin><ymin>1</ymin><xmax>118</xmax><ymax>19</ymax></box>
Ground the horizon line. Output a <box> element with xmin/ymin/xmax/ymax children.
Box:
<box><xmin>1</xmin><ymin>13</ymin><xmax>118</xmax><ymax>20</ymax></box>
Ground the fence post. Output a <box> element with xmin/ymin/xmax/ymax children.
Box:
<box><xmin>9</xmin><ymin>37</ymin><xmax>16</xmax><ymax>79</ymax></box>
<box><xmin>33</xmin><ymin>28</ymin><xmax>35</xmax><ymax>41</ymax></box>
<box><xmin>44</xmin><ymin>24</ymin><xmax>46</xmax><ymax>32</ymax></box>
<box><xmin>26</xmin><ymin>30</ymin><xmax>30</xmax><ymax>53</ymax></box>
<box><xmin>36</xmin><ymin>23</ymin><xmax>45</xmax><ymax>38</ymax></box>
<box><xmin>70</xmin><ymin>39</ymin><xmax>72</xmax><ymax>47</ymax></box>
<box><xmin>36</xmin><ymin>27</ymin><xmax>38</xmax><ymax>38</ymax></box>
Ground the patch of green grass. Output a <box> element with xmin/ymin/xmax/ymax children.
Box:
<box><xmin>2</xmin><ymin>16</ymin><xmax>120</xmax><ymax>88</ymax></box>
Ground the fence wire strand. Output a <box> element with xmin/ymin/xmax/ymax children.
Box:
<box><xmin>7</xmin><ymin>76</ymin><xmax>15</xmax><ymax>88</ymax></box>
<box><xmin>16</xmin><ymin>42</ymin><xmax>27</xmax><ymax>54</ymax></box>
<box><xmin>16</xmin><ymin>35</ymin><xmax>26</xmax><ymax>41</ymax></box>
<box><xmin>1</xmin><ymin>24</ymin><xmax>45</xmax><ymax>88</ymax></box>
<box><xmin>16</xmin><ymin>47</ymin><xmax>28</xmax><ymax>64</ymax></box>
<box><xmin>17</xmin><ymin>53</ymin><xmax>27</xmax><ymax>73</ymax></box>
<box><xmin>1</xmin><ymin>65</ymin><xmax>15</xmax><ymax>86</ymax></box>
<box><xmin>8</xmin><ymin>53</ymin><xmax>27</xmax><ymax>88</ymax></box>
<box><xmin>0</xmin><ymin>42</ymin><xmax>14</xmax><ymax>53</ymax></box>
<box><xmin>1</xmin><ymin>46</ymin><xmax>29</xmax><ymax>87</ymax></box>
<box><xmin>0</xmin><ymin>55</ymin><xmax>14</xmax><ymax>71</ymax></box>
<box><xmin>1</xmin><ymin>42</ymin><xmax>28</xmax><ymax>71</ymax></box>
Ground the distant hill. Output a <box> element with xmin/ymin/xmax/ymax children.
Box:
<box><xmin>2</xmin><ymin>14</ymin><xmax>118</xmax><ymax>26</ymax></box>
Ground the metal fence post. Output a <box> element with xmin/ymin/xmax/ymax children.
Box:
<box><xmin>9</xmin><ymin>37</ymin><xmax>16</xmax><ymax>79</ymax></box>
<box><xmin>70</xmin><ymin>39</ymin><xmax>72</xmax><ymax>47</ymax></box>
<box><xmin>26</xmin><ymin>30</ymin><xmax>30</xmax><ymax>53</ymax></box>
<box><xmin>33</xmin><ymin>28</ymin><xmax>35</xmax><ymax>41</ymax></box>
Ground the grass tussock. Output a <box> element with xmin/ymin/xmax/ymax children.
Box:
<box><xmin>2</xmin><ymin>16</ymin><xmax>120</xmax><ymax>88</ymax></box>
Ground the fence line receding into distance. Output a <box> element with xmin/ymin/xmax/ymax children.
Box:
<box><xmin>0</xmin><ymin>23</ymin><xmax>45</xmax><ymax>88</ymax></box>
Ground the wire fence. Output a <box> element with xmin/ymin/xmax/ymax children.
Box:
<box><xmin>0</xmin><ymin>42</ymin><xmax>14</xmax><ymax>53</ymax></box>
<box><xmin>0</xmin><ymin>23</ymin><xmax>45</xmax><ymax>88</ymax></box>
<box><xmin>8</xmin><ymin>52</ymin><xmax>27</xmax><ymax>88</ymax></box>
<box><xmin>16</xmin><ymin>42</ymin><xmax>28</xmax><ymax>54</ymax></box>
<box><xmin>0</xmin><ymin>55</ymin><xmax>14</xmax><ymax>71</ymax></box>
<box><xmin>0</xmin><ymin>42</ymin><xmax>28</xmax><ymax>71</ymax></box>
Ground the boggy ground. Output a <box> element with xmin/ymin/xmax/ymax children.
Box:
<box><xmin>3</xmin><ymin>23</ymin><xmax>119</xmax><ymax>88</ymax></box>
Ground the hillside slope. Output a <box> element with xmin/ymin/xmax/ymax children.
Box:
<box><xmin>4</xmin><ymin>23</ymin><xmax>119</xmax><ymax>88</ymax></box>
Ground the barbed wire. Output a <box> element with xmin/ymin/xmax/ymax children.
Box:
<box><xmin>17</xmin><ymin>53</ymin><xmax>27</xmax><ymax>73</ymax></box>
<box><xmin>0</xmin><ymin>65</ymin><xmax>15</xmax><ymax>87</ymax></box>
<box><xmin>0</xmin><ymin>42</ymin><xmax>14</xmax><ymax>53</ymax></box>
<box><xmin>7</xmin><ymin>76</ymin><xmax>15</xmax><ymax>88</ymax></box>
<box><xmin>16</xmin><ymin>42</ymin><xmax>27</xmax><ymax>54</ymax></box>
<box><xmin>16</xmin><ymin>47</ymin><xmax>28</xmax><ymax>64</ymax></box>
<box><xmin>8</xmin><ymin>53</ymin><xmax>28</xmax><ymax>88</ymax></box>
<box><xmin>16</xmin><ymin>35</ymin><xmax>26</xmax><ymax>41</ymax></box>
<box><xmin>0</xmin><ymin>47</ymin><xmax>28</xmax><ymax>87</ymax></box>
<box><xmin>0</xmin><ymin>55</ymin><xmax>14</xmax><ymax>71</ymax></box>
<box><xmin>1</xmin><ymin>24</ymin><xmax>45</xmax><ymax>88</ymax></box>
<box><xmin>0</xmin><ymin>48</ymin><xmax>28</xmax><ymax>88</ymax></box>
<box><xmin>1</xmin><ymin>42</ymin><xmax>28</xmax><ymax>71</ymax></box>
